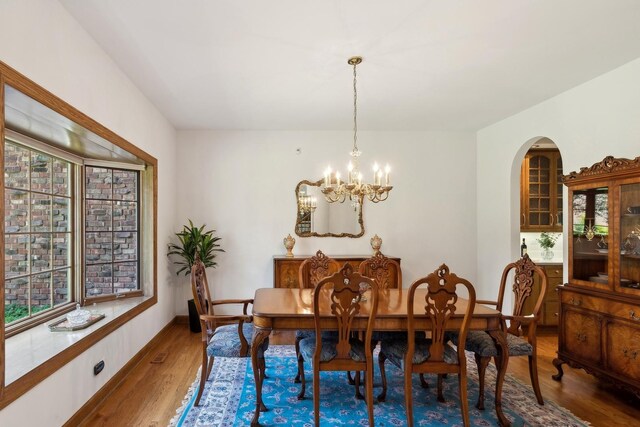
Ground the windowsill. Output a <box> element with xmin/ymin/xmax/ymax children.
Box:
<box><xmin>3</xmin><ymin>294</ymin><xmax>154</xmax><ymax>397</ymax></box>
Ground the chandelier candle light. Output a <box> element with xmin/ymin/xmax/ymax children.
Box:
<box><xmin>322</xmin><ymin>56</ymin><xmax>393</xmax><ymax>205</ymax></box>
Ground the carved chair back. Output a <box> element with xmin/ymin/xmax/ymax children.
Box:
<box><xmin>312</xmin><ymin>263</ymin><xmax>379</xmax><ymax>361</ymax></box>
<box><xmin>407</xmin><ymin>264</ymin><xmax>476</xmax><ymax>365</ymax></box>
<box><xmin>358</xmin><ymin>253</ymin><xmax>402</xmax><ymax>290</ymax></box>
<box><xmin>494</xmin><ymin>254</ymin><xmax>548</xmax><ymax>336</ymax></box>
<box><xmin>191</xmin><ymin>254</ymin><xmax>215</xmax><ymax>335</ymax></box>
<box><xmin>299</xmin><ymin>250</ymin><xmax>340</xmax><ymax>289</ymax></box>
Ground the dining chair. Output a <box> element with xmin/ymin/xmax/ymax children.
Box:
<box><xmin>190</xmin><ymin>253</ymin><xmax>269</xmax><ymax>406</ymax></box>
<box><xmin>294</xmin><ymin>250</ymin><xmax>340</xmax><ymax>384</ymax></box>
<box><xmin>378</xmin><ymin>264</ymin><xmax>476</xmax><ymax>427</ymax></box>
<box><xmin>358</xmin><ymin>252</ymin><xmax>402</xmax><ymax>291</ymax></box>
<box><xmin>352</xmin><ymin>253</ymin><xmax>408</xmax><ymax>396</ymax></box>
<box><xmin>298</xmin><ymin>263</ymin><xmax>379</xmax><ymax>426</ymax></box>
<box><xmin>454</xmin><ymin>254</ymin><xmax>547</xmax><ymax>409</ymax></box>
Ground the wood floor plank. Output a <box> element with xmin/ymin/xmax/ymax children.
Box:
<box><xmin>80</xmin><ymin>327</ymin><xmax>640</xmax><ymax>427</ymax></box>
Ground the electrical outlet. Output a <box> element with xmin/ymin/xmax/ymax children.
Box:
<box><xmin>94</xmin><ymin>360</ymin><xmax>105</xmax><ymax>375</ymax></box>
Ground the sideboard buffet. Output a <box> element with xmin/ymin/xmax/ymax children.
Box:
<box><xmin>273</xmin><ymin>255</ymin><xmax>401</xmax><ymax>289</ymax></box>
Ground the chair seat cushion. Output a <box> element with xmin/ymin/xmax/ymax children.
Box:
<box><xmin>207</xmin><ymin>322</ymin><xmax>269</xmax><ymax>357</ymax></box>
<box><xmin>299</xmin><ymin>337</ymin><xmax>367</xmax><ymax>362</ymax></box>
<box><xmin>455</xmin><ymin>331</ymin><xmax>533</xmax><ymax>357</ymax></box>
<box><xmin>372</xmin><ymin>331</ymin><xmax>426</xmax><ymax>341</ymax></box>
<box><xmin>295</xmin><ymin>330</ymin><xmax>339</xmax><ymax>341</ymax></box>
<box><xmin>381</xmin><ymin>338</ymin><xmax>459</xmax><ymax>369</ymax></box>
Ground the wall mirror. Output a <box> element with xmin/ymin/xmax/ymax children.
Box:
<box><xmin>295</xmin><ymin>179</ymin><xmax>364</xmax><ymax>238</ymax></box>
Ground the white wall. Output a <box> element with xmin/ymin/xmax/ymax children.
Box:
<box><xmin>477</xmin><ymin>57</ymin><xmax>640</xmax><ymax>311</ymax></box>
<box><xmin>175</xmin><ymin>130</ymin><xmax>477</xmax><ymax>311</ymax></box>
<box><xmin>0</xmin><ymin>0</ymin><xmax>178</xmax><ymax>425</ymax></box>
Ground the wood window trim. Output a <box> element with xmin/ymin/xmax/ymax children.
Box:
<box><xmin>0</xmin><ymin>61</ymin><xmax>158</xmax><ymax>407</ymax></box>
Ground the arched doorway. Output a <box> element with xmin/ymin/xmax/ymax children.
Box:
<box><xmin>515</xmin><ymin>137</ymin><xmax>564</xmax><ymax>325</ymax></box>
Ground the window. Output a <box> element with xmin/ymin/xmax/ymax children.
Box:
<box><xmin>3</xmin><ymin>137</ymin><xmax>146</xmax><ymax>331</ymax></box>
<box><xmin>85</xmin><ymin>166</ymin><xmax>140</xmax><ymax>299</ymax></box>
<box><xmin>4</xmin><ymin>142</ymin><xmax>73</xmax><ymax>325</ymax></box>
<box><xmin>0</xmin><ymin>68</ymin><xmax>158</xmax><ymax>409</ymax></box>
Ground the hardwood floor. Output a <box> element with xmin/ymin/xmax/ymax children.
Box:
<box><xmin>80</xmin><ymin>325</ymin><xmax>640</xmax><ymax>427</ymax></box>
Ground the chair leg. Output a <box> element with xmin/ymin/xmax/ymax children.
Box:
<box><xmin>366</xmin><ymin>365</ymin><xmax>375</xmax><ymax>427</ymax></box>
<box><xmin>377</xmin><ymin>352</ymin><xmax>388</xmax><ymax>402</ymax></box>
<box><xmin>419</xmin><ymin>373</ymin><xmax>429</xmax><ymax>389</ymax></box>
<box><xmin>529</xmin><ymin>353</ymin><xmax>544</xmax><ymax>405</ymax></box>
<box><xmin>313</xmin><ymin>364</ymin><xmax>321</xmax><ymax>427</ymax></box>
<box><xmin>404</xmin><ymin>369</ymin><xmax>414</xmax><ymax>427</ymax></box>
<box><xmin>205</xmin><ymin>356</ymin><xmax>214</xmax><ymax>381</ymax></box>
<box><xmin>347</xmin><ymin>371</ymin><xmax>356</xmax><ymax>385</ymax></box>
<box><xmin>294</xmin><ymin>336</ymin><xmax>302</xmax><ymax>383</ymax></box>
<box><xmin>195</xmin><ymin>348</ymin><xmax>208</xmax><ymax>406</ymax></box>
<box><xmin>436</xmin><ymin>374</ymin><xmax>445</xmax><ymax>402</ymax></box>
<box><xmin>354</xmin><ymin>371</ymin><xmax>362</xmax><ymax>399</ymax></box>
<box><xmin>458</xmin><ymin>372</ymin><xmax>471</xmax><ymax>427</ymax></box>
<box><xmin>475</xmin><ymin>354</ymin><xmax>490</xmax><ymax>410</ymax></box>
<box><xmin>297</xmin><ymin>355</ymin><xmax>306</xmax><ymax>400</ymax></box>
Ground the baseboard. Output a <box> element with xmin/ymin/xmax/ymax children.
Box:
<box><xmin>175</xmin><ymin>315</ymin><xmax>189</xmax><ymax>324</ymax></box>
<box><xmin>63</xmin><ymin>317</ymin><xmax>181</xmax><ymax>427</ymax></box>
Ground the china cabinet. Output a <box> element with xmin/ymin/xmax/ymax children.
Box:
<box><xmin>520</xmin><ymin>150</ymin><xmax>563</xmax><ymax>231</ymax></box>
<box><xmin>553</xmin><ymin>155</ymin><xmax>640</xmax><ymax>396</ymax></box>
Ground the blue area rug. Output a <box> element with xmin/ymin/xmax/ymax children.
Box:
<box><xmin>170</xmin><ymin>346</ymin><xmax>588</xmax><ymax>426</ymax></box>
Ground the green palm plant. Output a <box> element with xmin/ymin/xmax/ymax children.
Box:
<box><xmin>167</xmin><ymin>220</ymin><xmax>224</xmax><ymax>275</ymax></box>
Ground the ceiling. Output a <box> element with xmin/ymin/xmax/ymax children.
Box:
<box><xmin>59</xmin><ymin>0</ymin><xmax>640</xmax><ymax>131</ymax></box>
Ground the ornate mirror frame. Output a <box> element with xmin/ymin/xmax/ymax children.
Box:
<box><xmin>295</xmin><ymin>179</ymin><xmax>364</xmax><ymax>238</ymax></box>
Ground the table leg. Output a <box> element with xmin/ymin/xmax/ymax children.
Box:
<box><xmin>488</xmin><ymin>329</ymin><xmax>511</xmax><ymax>427</ymax></box>
<box><xmin>251</xmin><ymin>327</ymin><xmax>271</xmax><ymax>427</ymax></box>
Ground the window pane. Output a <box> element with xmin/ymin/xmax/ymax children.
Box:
<box><xmin>113</xmin><ymin>201</ymin><xmax>137</xmax><ymax>231</ymax></box>
<box><xmin>5</xmin><ymin>189</ymin><xmax>29</xmax><ymax>233</ymax></box>
<box><xmin>113</xmin><ymin>169</ymin><xmax>137</xmax><ymax>201</ymax></box>
<box><xmin>53</xmin><ymin>233</ymin><xmax>71</xmax><ymax>268</ymax></box>
<box><xmin>31</xmin><ymin>234</ymin><xmax>51</xmax><ymax>273</ymax></box>
<box><xmin>114</xmin><ymin>232</ymin><xmax>137</xmax><ymax>262</ymax></box>
<box><xmin>31</xmin><ymin>272</ymin><xmax>51</xmax><ymax>313</ymax></box>
<box><xmin>53</xmin><ymin>197</ymin><xmax>70</xmax><ymax>232</ymax></box>
<box><xmin>53</xmin><ymin>159</ymin><xmax>70</xmax><ymax>196</ymax></box>
<box><xmin>5</xmin><ymin>277</ymin><xmax>29</xmax><ymax>324</ymax></box>
<box><xmin>53</xmin><ymin>269</ymin><xmax>71</xmax><ymax>307</ymax></box>
<box><xmin>114</xmin><ymin>262</ymin><xmax>137</xmax><ymax>293</ymax></box>
<box><xmin>5</xmin><ymin>234</ymin><xmax>28</xmax><ymax>278</ymax></box>
<box><xmin>5</xmin><ymin>142</ymin><xmax>30</xmax><ymax>190</ymax></box>
<box><xmin>86</xmin><ymin>166</ymin><xmax>112</xmax><ymax>200</ymax></box>
<box><xmin>31</xmin><ymin>152</ymin><xmax>52</xmax><ymax>194</ymax></box>
<box><xmin>31</xmin><ymin>193</ymin><xmax>51</xmax><ymax>232</ymax></box>
<box><xmin>85</xmin><ymin>264</ymin><xmax>112</xmax><ymax>297</ymax></box>
<box><xmin>86</xmin><ymin>199</ymin><xmax>112</xmax><ymax>231</ymax></box>
<box><xmin>85</xmin><ymin>232</ymin><xmax>112</xmax><ymax>264</ymax></box>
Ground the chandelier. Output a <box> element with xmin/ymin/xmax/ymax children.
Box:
<box><xmin>298</xmin><ymin>194</ymin><xmax>317</xmax><ymax>215</ymax></box>
<box><xmin>321</xmin><ymin>56</ymin><xmax>393</xmax><ymax>205</ymax></box>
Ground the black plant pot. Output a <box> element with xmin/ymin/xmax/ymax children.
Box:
<box><xmin>187</xmin><ymin>299</ymin><xmax>201</xmax><ymax>333</ymax></box>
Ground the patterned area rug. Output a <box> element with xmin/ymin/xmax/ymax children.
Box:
<box><xmin>170</xmin><ymin>346</ymin><xmax>588</xmax><ymax>427</ymax></box>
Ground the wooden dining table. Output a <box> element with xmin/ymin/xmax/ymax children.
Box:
<box><xmin>250</xmin><ymin>287</ymin><xmax>512</xmax><ymax>427</ymax></box>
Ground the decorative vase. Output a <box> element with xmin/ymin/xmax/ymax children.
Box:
<box><xmin>370</xmin><ymin>234</ymin><xmax>382</xmax><ymax>255</ymax></box>
<box><xmin>542</xmin><ymin>248</ymin><xmax>554</xmax><ymax>261</ymax></box>
<box><xmin>283</xmin><ymin>234</ymin><xmax>295</xmax><ymax>257</ymax></box>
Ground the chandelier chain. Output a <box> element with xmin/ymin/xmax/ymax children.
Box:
<box><xmin>352</xmin><ymin>61</ymin><xmax>358</xmax><ymax>153</ymax></box>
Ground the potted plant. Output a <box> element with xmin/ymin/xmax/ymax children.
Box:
<box><xmin>168</xmin><ymin>220</ymin><xmax>224</xmax><ymax>332</ymax></box>
<box><xmin>537</xmin><ymin>231</ymin><xmax>558</xmax><ymax>261</ymax></box>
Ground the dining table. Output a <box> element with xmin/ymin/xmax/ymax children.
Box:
<box><xmin>249</xmin><ymin>287</ymin><xmax>511</xmax><ymax>427</ymax></box>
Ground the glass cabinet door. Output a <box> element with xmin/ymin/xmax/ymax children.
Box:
<box><xmin>528</xmin><ymin>154</ymin><xmax>552</xmax><ymax>227</ymax></box>
<box><xmin>571</xmin><ymin>187</ymin><xmax>610</xmax><ymax>288</ymax></box>
<box><xmin>618</xmin><ymin>183</ymin><xmax>640</xmax><ymax>292</ymax></box>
